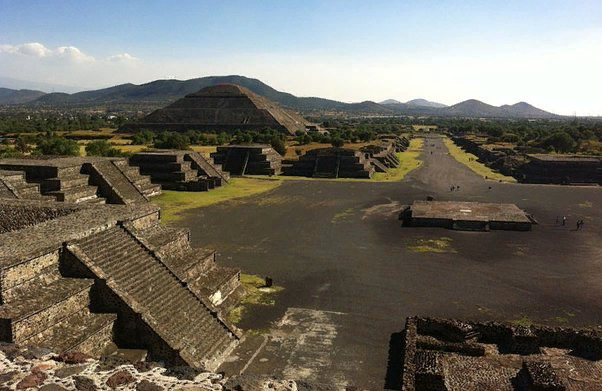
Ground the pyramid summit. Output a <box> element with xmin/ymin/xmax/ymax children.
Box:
<box><xmin>120</xmin><ymin>83</ymin><xmax>309</xmax><ymax>135</ymax></box>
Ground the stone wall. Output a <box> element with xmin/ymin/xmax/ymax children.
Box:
<box><xmin>0</xmin><ymin>204</ymin><xmax>75</xmax><ymax>234</ymax></box>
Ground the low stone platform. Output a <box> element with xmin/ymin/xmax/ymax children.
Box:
<box><xmin>398</xmin><ymin>316</ymin><xmax>602</xmax><ymax>391</ymax></box>
<box><xmin>129</xmin><ymin>150</ymin><xmax>230</xmax><ymax>192</ymax></box>
<box><xmin>282</xmin><ymin>147</ymin><xmax>374</xmax><ymax>178</ymax></box>
<box><xmin>399</xmin><ymin>200</ymin><xmax>536</xmax><ymax>231</ymax></box>
<box><xmin>0</xmin><ymin>156</ymin><xmax>160</xmax><ymax>204</ymax></box>
<box><xmin>211</xmin><ymin>144</ymin><xmax>282</xmax><ymax>175</ymax></box>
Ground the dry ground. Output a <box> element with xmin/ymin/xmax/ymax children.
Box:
<box><xmin>154</xmin><ymin>136</ymin><xmax>602</xmax><ymax>388</ymax></box>
<box><xmin>8</xmin><ymin>132</ymin><xmax>599</xmax><ymax>387</ymax></box>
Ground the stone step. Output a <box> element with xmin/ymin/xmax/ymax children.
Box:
<box><xmin>23</xmin><ymin>309</ymin><xmax>117</xmax><ymax>356</ymax></box>
<box><xmin>0</xmin><ymin>278</ymin><xmax>94</xmax><ymax>343</ymax></box>
<box><xmin>42</xmin><ymin>176</ymin><xmax>89</xmax><ymax>192</ymax></box>
<box><xmin>140</xmin><ymin>183</ymin><xmax>161</xmax><ymax>197</ymax></box>
<box><xmin>141</xmin><ymin>170</ymin><xmax>198</xmax><ymax>182</ymax></box>
<box><xmin>47</xmin><ymin>185</ymin><xmax>99</xmax><ymax>203</ymax></box>
<box><xmin>74</xmin><ymin>227</ymin><xmax>238</xmax><ymax>368</ymax></box>
<box><xmin>0</xmin><ymin>170</ymin><xmax>26</xmax><ymax>184</ymax></box>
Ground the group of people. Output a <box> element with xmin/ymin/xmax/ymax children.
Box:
<box><xmin>556</xmin><ymin>215</ymin><xmax>585</xmax><ymax>230</ymax></box>
<box><xmin>450</xmin><ymin>185</ymin><xmax>460</xmax><ymax>191</ymax></box>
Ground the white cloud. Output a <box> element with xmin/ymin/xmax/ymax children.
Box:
<box><xmin>55</xmin><ymin>46</ymin><xmax>95</xmax><ymax>63</ymax></box>
<box><xmin>0</xmin><ymin>42</ymin><xmax>94</xmax><ymax>62</ymax></box>
<box><xmin>108</xmin><ymin>53</ymin><xmax>138</xmax><ymax>62</ymax></box>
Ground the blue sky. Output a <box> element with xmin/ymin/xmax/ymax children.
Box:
<box><xmin>1</xmin><ymin>0</ymin><xmax>601</xmax><ymax>115</ymax></box>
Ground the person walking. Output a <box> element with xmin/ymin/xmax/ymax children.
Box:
<box><xmin>562</xmin><ymin>216</ymin><xmax>567</xmax><ymax>226</ymax></box>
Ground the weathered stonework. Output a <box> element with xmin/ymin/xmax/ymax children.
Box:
<box><xmin>399</xmin><ymin>316</ymin><xmax>602</xmax><ymax>390</ymax></box>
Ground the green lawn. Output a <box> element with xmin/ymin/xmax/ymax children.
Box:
<box><xmin>151</xmin><ymin>178</ymin><xmax>282</xmax><ymax>221</ymax></box>
<box><xmin>443</xmin><ymin>138</ymin><xmax>517</xmax><ymax>183</ymax></box>
<box><xmin>372</xmin><ymin>138</ymin><xmax>424</xmax><ymax>182</ymax></box>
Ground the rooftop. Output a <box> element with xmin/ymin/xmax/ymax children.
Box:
<box><xmin>528</xmin><ymin>154</ymin><xmax>602</xmax><ymax>163</ymax></box>
<box><xmin>410</xmin><ymin>200</ymin><xmax>532</xmax><ymax>223</ymax></box>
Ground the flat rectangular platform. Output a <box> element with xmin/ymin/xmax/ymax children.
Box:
<box><xmin>402</xmin><ymin>201</ymin><xmax>534</xmax><ymax>231</ymax></box>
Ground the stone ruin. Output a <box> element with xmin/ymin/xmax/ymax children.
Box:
<box><xmin>450</xmin><ymin>135</ymin><xmax>602</xmax><ymax>185</ymax></box>
<box><xmin>520</xmin><ymin>154</ymin><xmax>602</xmax><ymax>185</ymax></box>
<box><xmin>399</xmin><ymin>201</ymin><xmax>537</xmax><ymax>231</ymax></box>
<box><xmin>0</xmin><ymin>156</ymin><xmax>161</xmax><ymax>204</ymax></box>
<box><xmin>129</xmin><ymin>150</ymin><xmax>230</xmax><ymax>191</ymax></box>
<box><xmin>282</xmin><ymin>147</ymin><xmax>375</xmax><ymax>178</ymax></box>
<box><xmin>210</xmin><ymin>144</ymin><xmax>282</xmax><ymax>175</ymax></box>
<box><xmin>378</xmin><ymin>134</ymin><xmax>410</xmax><ymax>152</ymax></box>
<box><xmin>119</xmin><ymin>84</ymin><xmax>310</xmax><ymax>135</ymax></box>
<box><xmin>360</xmin><ymin>141</ymin><xmax>401</xmax><ymax>173</ymax></box>
<box><xmin>0</xmin><ymin>165</ymin><xmax>244</xmax><ymax>371</ymax></box>
<box><xmin>399</xmin><ymin>316</ymin><xmax>602</xmax><ymax>390</ymax></box>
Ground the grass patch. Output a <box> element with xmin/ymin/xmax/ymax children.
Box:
<box><xmin>510</xmin><ymin>315</ymin><xmax>534</xmax><ymax>327</ymax></box>
<box><xmin>227</xmin><ymin>274</ymin><xmax>284</xmax><ymax>324</ymax></box>
<box><xmin>331</xmin><ymin>207</ymin><xmax>355</xmax><ymax>224</ymax></box>
<box><xmin>190</xmin><ymin>145</ymin><xmax>217</xmax><ymax>156</ymax></box>
<box><xmin>442</xmin><ymin>138</ymin><xmax>517</xmax><ymax>183</ymax></box>
<box><xmin>579</xmin><ymin>201</ymin><xmax>593</xmax><ymax>208</ymax></box>
<box><xmin>407</xmin><ymin>237</ymin><xmax>457</xmax><ymax>253</ymax></box>
<box><xmin>372</xmin><ymin>138</ymin><xmax>424</xmax><ymax>182</ymax></box>
<box><xmin>151</xmin><ymin>178</ymin><xmax>282</xmax><ymax>221</ymax></box>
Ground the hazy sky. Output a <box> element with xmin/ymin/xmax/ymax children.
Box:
<box><xmin>0</xmin><ymin>0</ymin><xmax>601</xmax><ymax>115</ymax></box>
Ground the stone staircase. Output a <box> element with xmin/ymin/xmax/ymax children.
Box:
<box><xmin>41</xmin><ymin>170</ymin><xmax>105</xmax><ymax>204</ymax></box>
<box><xmin>211</xmin><ymin>145</ymin><xmax>282</xmax><ymax>175</ymax></box>
<box><xmin>0</xmin><ymin>170</ymin><xmax>47</xmax><ymax>200</ymax></box>
<box><xmin>0</xmin><ymin>253</ymin><xmax>116</xmax><ymax>356</ymax></box>
<box><xmin>69</xmin><ymin>226</ymin><xmax>239</xmax><ymax>370</ymax></box>
<box><xmin>85</xmin><ymin>160</ymin><xmax>149</xmax><ymax>204</ymax></box>
<box><xmin>184</xmin><ymin>151</ymin><xmax>230</xmax><ymax>185</ymax></box>
<box><xmin>112</xmin><ymin>160</ymin><xmax>162</xmax><ymax>198</ymax></box>
<box><xmin>131</xmin><ymin>223</ymin><xmax>242</xmax><ymax>309</ymax></box>
<box><xmin>129</xmin><ymin>151</ymin><xmax>230</xmax><ymax>192</ymax></box>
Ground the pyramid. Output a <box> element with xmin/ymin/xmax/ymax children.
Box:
<box><xmin>120</xmin><ymin>84</ymin><xmax>309</xmax><ymax>135</ymax></box>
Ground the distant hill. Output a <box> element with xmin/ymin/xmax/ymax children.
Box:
<box><xmin>443</xmin><ymin>99</ymin><xmax>501</xmax><ymax>117</ymax></box>
<box><xmin>0</xmin><ymin>75</ymin><xmax>561</xmax><ymax>118</ymax></box>
<box><xmin>0</xmin><ymin>88</ymin><xmax>46</xmax><ymax>104</ymax></box>
<box><xmin>380</xmin><ymin>99</ymin><xmax>402</xmax><ymax>105</ymax></box>
<box><xmin>405</xmin><ymin>98</ymin><xmax>447</xmax><ymax>108</ymax></box>
<box><xmin>500</xmin><ymin>102</ymin><xmax>555</xmax><ymax>118</ymax></box>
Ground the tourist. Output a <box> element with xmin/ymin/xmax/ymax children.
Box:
<box><xmin>562</xmin><ymin>216</ymin><xmax>567</xmax><ymax>226</ymax></box>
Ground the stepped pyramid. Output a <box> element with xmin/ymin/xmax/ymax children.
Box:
<box><xmin>120</xmin><ymin>84</ymin><xmax>309</xmax><ymax>135</ymax></box>
<box><xmin>0</xmin><ymin>179</ymin><xmax>243</xmax><ymax>370</ymax></box>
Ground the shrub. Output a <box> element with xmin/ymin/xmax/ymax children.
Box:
<box><xmin>270</xmin><ymin>135</ymin><xmax>287</xmax><ymax>155</ymax></box>
<box><xmin>85</xmin><ymin>140</ymin><xmax>125</xmax><ymax>157</ymax></box>
<box><xmin>331</xmin><ymin>138</ymin><xmax>344</xmax><ymax>148</ymax></box>
<box><xmin>35</xmin><ymin>137</ymin><xmax>79</xmax><ymax>156</ymax></box>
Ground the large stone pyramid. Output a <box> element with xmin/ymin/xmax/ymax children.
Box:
<box><xmin>120</xmin><ymin>84</ymin><xmax>309</xmax><ymax>135</ymax></box>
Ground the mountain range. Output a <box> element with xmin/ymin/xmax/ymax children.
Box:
<box><xmin>0</xmin><ymin>75</ymin><xmax>559</xmax><ymax>118</ymax></box>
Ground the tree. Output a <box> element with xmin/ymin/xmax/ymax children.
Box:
<box><xmin>35</xmin><ymin>137</ymin><xmax>79</xmax><ymax>156</ymax></box>
<box><xmin>15</xmin><ymin>137</ymin><xmax>31</xmax><ymax>153</ymax></box>
<box><xmin>131</xmin><ymin>130</ymin><xmax>155</xmax><ymax>145</ymax></box>
<box><xmin>85</xmin><ymin>140</ymin><xmax>124</xmax><ymax>157</ymax></box>
<box><xmin>153</xmin><ymin>132</ymin><xmax>190</xmax><ymax>150</ymax></box>
<box><xmin>331</xmin><ymin>138</ymin><xmax>344</xmax><ymax>148</ymax></box>
<box><xmin>270</xmin><ymin>135</ymin><xmax>287</xmax><ymax>156</ymax></box>
<box><xmin>541</xmin><ymin>132</ymin><xmax>577</xmax><ymax>153</ymax></box>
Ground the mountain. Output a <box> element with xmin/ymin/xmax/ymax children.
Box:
<box><xmin>500</xmin><ymin>102</ymin><xmax>555</xmax><ymax>118</ymax></box>
<box><xmin>442</xmin><ymin>99</ymin><xmax>503</xmax><ymax>117</ymax></box>
<box><xmin>405</xmin><ymin>98</ymin><xmax>447</xmax><ymax>108</ymax></box>
<box><xmin>0</xmin><ymin>76</ymin><xmax>85</xmax><ymax>94</ymax></box>
<box><xmin>3</xmin><ymin>74</ymin><xmax>560</xmax><ymax>118</ymax></box>
<box><xmin>0</xmin><ymin>88</ymin><xmax>46</xmax><ymax>104</ymax></box>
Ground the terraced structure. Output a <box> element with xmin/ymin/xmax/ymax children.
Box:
<box><xmin>0</xmin><ymin>156</ymin><xmax>244</xmax><ymax>371</ymax></box>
